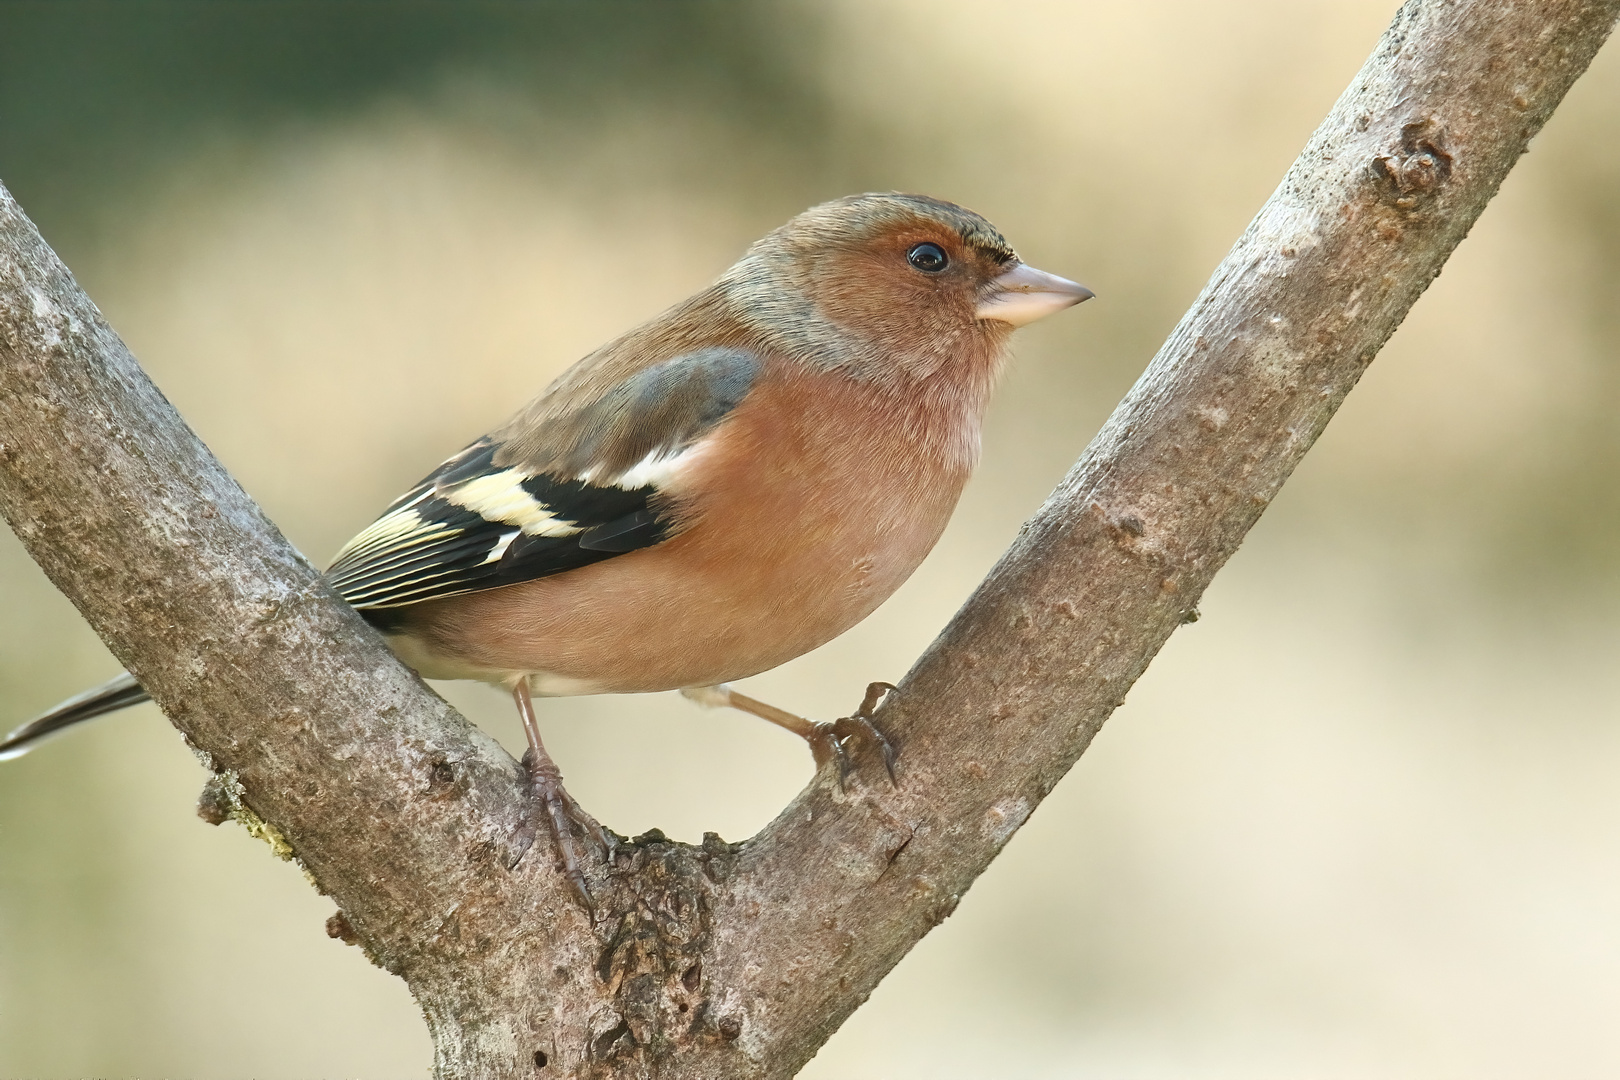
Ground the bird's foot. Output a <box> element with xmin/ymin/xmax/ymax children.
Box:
<box><xmin>807</xmin><ymin>681</ymin><xmax>899</xmax><ymax>790</ymax></box>
<box><xmin>681</xmin><ymin>679</ymin><xmax>899</xmax><ymax>790</ymax></box>
<box><xmin>523</xmin><ymin>748</ymin><xmax>615</xmax><ymax>908</ymax></box>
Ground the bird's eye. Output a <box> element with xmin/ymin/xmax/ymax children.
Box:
<box><xmin>906</xmin><ymin>242</ymin><xmax>949</xmax><ymax>273</ymax></box>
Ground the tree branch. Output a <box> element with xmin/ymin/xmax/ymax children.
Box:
<box><xmin>1</xmin><ymin>0</ymin><xmax>1614</xmax><ymax>1076</ymax></box>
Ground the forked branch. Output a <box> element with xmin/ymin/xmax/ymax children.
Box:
<box><xmin>0</xmin><ymin>1</ymin><xmax>1614</xmax><ymax>1076</ymax></box>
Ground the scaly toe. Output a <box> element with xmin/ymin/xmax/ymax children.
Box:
<box><xmin>806</xmin><ymin>721</ymin><xmax>852</xmax><ymax>787</ymax></box>
<box><xmin>855</xmin><ymin>680</ymin><xmax>898</xmax><ymax>719</ymax></box>
<box><xmin>524</xmin><ymin>750</ymin><xmax>603</xmax><ymax>908</ymax></box>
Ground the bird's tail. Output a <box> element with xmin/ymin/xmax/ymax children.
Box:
<box><xmin>0</xmin><ymin>671</ymin><xmax>151</xmax><ymax>761</ymax></box>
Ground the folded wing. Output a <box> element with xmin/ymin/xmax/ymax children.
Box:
<box><xmin>324</xmin><ymin>346</ymin><xmax>759</xmax><ymax>617</ymax></box>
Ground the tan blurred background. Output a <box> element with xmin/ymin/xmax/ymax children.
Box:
<box><xmin>2</xmin><ymin>1</ymin><xmax>1618</xmax><ymax>1076</ymax></box>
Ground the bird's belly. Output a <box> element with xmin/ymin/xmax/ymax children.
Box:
<box><xmin>391</xmin><ymin>479</ymin><xmax>960</xmax><ymax>695</ymax></box>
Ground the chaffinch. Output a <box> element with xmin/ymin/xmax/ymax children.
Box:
<box><xmin>3</xmin><ymin>192</ymin><xmax>1091</xmax><ymax>899</ymax></box>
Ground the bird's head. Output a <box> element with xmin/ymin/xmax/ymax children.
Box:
<box><xmin>722</xmin><ymin>193</ymin><xmax>1092</xmax><ymax>380</ymax></box>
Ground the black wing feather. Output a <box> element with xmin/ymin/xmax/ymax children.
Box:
<box><xmin>324</xmin><ymin>438</ymin><xmax>670</xmax><ymax>615</ymax></box>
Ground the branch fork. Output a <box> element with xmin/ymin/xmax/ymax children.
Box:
<box><xmin>2</xmin><ymin>1</ymin><xmax>1615</xmax><ymax>1075</ymax></box>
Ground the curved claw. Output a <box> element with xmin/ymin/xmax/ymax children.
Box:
<box><xmin>855</xmin><ymin>681</ymin><xmax>899</xmax><ymax>782</ymax></box>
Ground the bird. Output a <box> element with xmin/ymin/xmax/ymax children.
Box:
<box><xmin>2</xmin><ymin>192</ymin><xmax>1092</xmax><ymax>901</ymax></box>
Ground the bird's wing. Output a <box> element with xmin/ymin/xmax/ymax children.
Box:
<box><xmin>324</xmin><ymin>346</ymin><xmax>759</xmax><ymax>615</ymax></box>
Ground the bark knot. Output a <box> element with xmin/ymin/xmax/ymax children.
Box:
<box><xmin>1370</xmin><ymin>118</ymin><xmax>1453</xmax><ymax>211</ymax></box>
<box><xmin>582</xmin><ymin>829</ymin><xmax>744</xmax><ymax>1074</ymax></box>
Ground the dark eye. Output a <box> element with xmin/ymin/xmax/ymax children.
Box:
<box><xmin>906</xmin><ymin>242</ymin><xmax>949</xmax><ymax>273</ymax></box>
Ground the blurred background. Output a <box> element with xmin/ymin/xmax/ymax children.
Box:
<box><xmin>2</xmin><ymin>1</ymin><xmax>1617</xmax><ymax>1076</ymax></box>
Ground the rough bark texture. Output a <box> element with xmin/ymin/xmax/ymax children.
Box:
<box><xmin>1</xmin><ymin>1</ymin><xmax>1615</xmax><ymax>1076</ymax></box>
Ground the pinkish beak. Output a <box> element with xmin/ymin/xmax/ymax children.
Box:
<box><xmin>975</xmin><ymin>262</ymin><xmax>1094</xmax><ymax>326</ymax></box>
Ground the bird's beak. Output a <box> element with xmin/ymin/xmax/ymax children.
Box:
<box><xmin>975</xmin><ymin>262</ymin><xmax>1095</xmax><ymax>327</ymax></box>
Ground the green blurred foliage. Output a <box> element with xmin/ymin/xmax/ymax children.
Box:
<box><xmin>0</xmin><ymin>2</ymin><xmax>839</xmax><ymax>234</ymax></box>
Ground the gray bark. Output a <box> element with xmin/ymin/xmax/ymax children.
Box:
<box><xmin>1</xmin><ymin>0</ymin><xmax>1615</xmax><ymax>1076</ymax></box>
